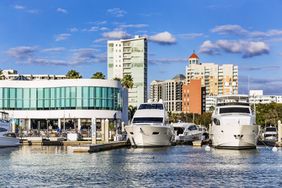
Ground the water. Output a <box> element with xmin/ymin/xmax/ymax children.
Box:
<box><xmin>1</xmin><ymin>146</ymin><xmax>282</xmax><ymax>187</ymax></box>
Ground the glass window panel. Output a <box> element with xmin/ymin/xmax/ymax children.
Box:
<box><xmin>76</xmin><ymin>87</ymin><xmax>82</xmax><ymax>108</ymax></box>
<box><xmin>44</xmin><ymin>88</ymin><xmax>50</xmax><ymax>108</ymax></box>
<box><xmin>16</xmin><ymin>88</ymin><xmax>23</xmax><ymax>108</ymax></box>
<box><xmin>65</xmin><ymin>87</ymin><xmax>70</xmax><ymax>108</ymax></box>
<box><xmin>0</xmin><ymin>88</ymin><xmax>3</xmax><ymax>108</ymax></box>
<box><xmin>56</xmin><ymin>88</ymin><xmax>60</xmax><ymax>108</ymax></box>
<box><xmin>82</xmin><ymin>87</ymin><xmax>89</xmax><ymax>108</ymax></box>
<box><xmin>70</xmin><ymin>87</ymin><xmax>76</xmax><ymax>107</ymax></box>
<box><xmin>89</xmin><ymin>87</ymin><xmax>94</xmax><ymax>108</ymax></box>
<box><xmin>61</xmin><ymin>87</ymin><xmax>65</xmax><ymax>108</ymax></box>
<box><xmin>23</xmin><ymin>88</ymin><xmax>30</xmax><ymax>108</ymax></box>
<box><xmin>4</xmin><ymin>88</ymin><xmax>9</xmax><ymax>108</ymax></box>
<box><xmin>95</xmin><ymin>87</ymin><xmax>101</xmax><ymax>108</ymax></box>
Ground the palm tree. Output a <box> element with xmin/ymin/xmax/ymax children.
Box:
<box><xmin>66</xmin><ymin>70</ymin><xmax>82</xmax><ymax>79</ymax></box>
<box><xmin>121</xmin><ymin>74</ymin><xmax>134</xmax><ymax>89</ymax></box>
<box><xmin>113</xmin><ymin>77</ymin><xmax>121</xmax><ymax>81</ymax></box>
<box><xmin>91</xmin><ymin>72</ymin><xmax>105</xmax><ymax>79</ymax></box>
<box><xmin>128</xmin><ymin>105</ymin><xmax>137</xmax><ymax>122</ymax></box>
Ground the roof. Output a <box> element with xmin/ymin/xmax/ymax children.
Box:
<box><xmin>172</xmin><ymin>74</ymin><xmax>185</xmax><ymax>81</ymax></box>
<box><xmin>189</xmin><ymin>53</ymin><xmax>199</xmax><ymax>59</ymax></box>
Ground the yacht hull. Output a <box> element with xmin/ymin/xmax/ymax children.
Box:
<box><xmin>125</xmin><ymin>125</ymin><xmax>174</xmax><ymax>147</ymax></box>
<box><xmin>0</xmin><ymin>136</ymin><xmax>20</xmax><ymax>148</ymax></box>
<box><xmin>210</xmin><ymin>124</ymin><xmax>258</xmax><ymax>149</ymax></box>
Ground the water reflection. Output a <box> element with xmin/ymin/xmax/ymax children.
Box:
<box><xmin>0</xmin><ymin>146</ymin><xmax>282</xmax><ymax>187</ymax></box>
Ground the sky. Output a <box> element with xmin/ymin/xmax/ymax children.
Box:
<box><xmin>1</xmin><ymin>0</ymin><xmax>282</xmax><ymax>94</ymax></box>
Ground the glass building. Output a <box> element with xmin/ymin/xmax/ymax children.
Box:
<box><xmin>0</xmin><ymin>79</ymin><xmax>128</xmax><ymax>132</ymax></box>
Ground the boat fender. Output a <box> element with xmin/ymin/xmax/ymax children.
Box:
<box><xmin>272</xmin><ymin>146</ymin><xmax>278</xmax><ymax>152</ymax></box>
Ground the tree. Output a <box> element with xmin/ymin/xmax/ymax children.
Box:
<box><xmin>113</xmin><ymin>77</ymin><xmax>121</xmax><ymax>81</ymax></box>
<box><xmin>121</xmin><ymin>74</ymin><xmax>134</xmax><ymax>89</ymax></box>
<box><xmin>66</xmin><ymin>70</ymin><xmax>82</xmax><ymax>79</ymax></box>
<box><xmin>91</xmin><ymin>72</ymin><xmax>105</xmax><ymax>79</ymax></box>
<box><xmin>128</xmin><ymin>105</ymin><xmax>137</xmax><ymax>122</ymax></box>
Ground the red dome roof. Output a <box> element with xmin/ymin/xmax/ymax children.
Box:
<box><xmin>189</xmin><ymin>53</ymin><xmax>199</xmax><ymax>59</ymax></box>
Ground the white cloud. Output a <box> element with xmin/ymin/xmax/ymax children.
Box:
<box><xmin>177</xmin><ymin>33</ymin><xmax>204</xmax><ymax>40</ymax></box>
<box><xmin>6</xmin><ymin>46</ymin><xmax>102</xmax><ymax>66</ymax></box>
<box><xmin>102</xmin><ymin>30</ymin><xmax>130</xmax><ymax>39</ymax></box>
<box><xmin>199</xmin><ymin>40</ymin><xmax>219</xmax><ymax>55</ymax></box>
<box><xmin>120</xmin><ymin>24</ymin><xmax>148</xmax><ymax>28</ymax></box>
<box><xmin>69</xmin><ymin>27</ymin><xmax>79</xmax><ymax>32</ymax></box>
<box><xmin>55</xmin><ymin>33</ymin><xmax>71</xmax><ymax>41</ymax></box>
<box><xmin>13</xmin><ymin>4</ymin><xmax>39</xmax><ymax>14</ymax></box>
<box><xmin>212</xmin><ymin>24</ymin><xmax>282</xmax><ymax>38</ymax></box>
<box><xmin>6</xmin><ymin>46</ymin><xmax>37</xmax><ymax>59</ymax></box>
<box><xmin>42</xmin><ymin>47</ymin><xmax>65</xmax><ymax>52</ymax></box>
<box><xmin>199</xmin><ymin>40</ymin><xmax>269</xmax><ymax>58</ymax></box>
<box><xmin>107</xmin><ymin>8</ymin><xmax>127</xmax><ymax>17</ymax></box>
<box><xmin>14</xmin><ymin>5</ymin><xmax>25</xmax><ymax>10</ymax></box>
<box><xmin>150</xmin><ymin>57</ymin><xmax>186</xmax><ymax>64</ymax></box>
<box><xmin>57</xmin><ymin>8</ymin><xmax>68</xmax><ymax>14</ymax></box>
<box><xmin>149</xmin><ymin>31</ymin><xmax>176</xmax><ymax>44</ymax></box>
<box><xmin>211</xmin><ymin>24</ymin><xmax>248</xmax><ymax>35</ymax></box>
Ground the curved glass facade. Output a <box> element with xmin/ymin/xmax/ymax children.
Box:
<box><xmin>0</xmin><ymin>87</ymin><xmax>122</xmax><ymax>111</ymax></box>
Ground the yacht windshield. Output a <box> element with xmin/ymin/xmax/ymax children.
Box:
<box><xmin>266</xmin><ymin>128</ymin><xmax>277</xmax><ymax>132</ymax></box>
<box><xmin>138</xmin><ymin>104</ymin><xmax>163</xmax><ymax>110</ymax></box>
<box><xmin>219</xmin><ymin>107</ymin><xmax>250</xmax><ymax>114</ymax></box>
<box><xmin>132</xmin><ymin>117</ymin><xmax>163</xmax><ymax>124</ymax></box>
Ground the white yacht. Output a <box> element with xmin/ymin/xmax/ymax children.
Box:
<box><xmin>172</xmin><ymin>122</ymin><xmax>205</xmax><ymax>142</ymax></box>
<box><xmin>263</xmin><ymin>126</ymin><xmax>278</xmax><ymax>141</ymax></box>
<box><xmin>0</xmin><ymin>112</ymin><xmax>20</xmax><ymax>147</ymax></box>
<box><xmin>125</xmin><ymin>100</ymin><xmax>174</xmax><ymax>147</ymax></box>
<box><xmin>209</xmin><ymin>95</ymin><xmax>258</xmax><ymax>149</ymax></box>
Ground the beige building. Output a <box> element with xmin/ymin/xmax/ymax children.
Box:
<box><xmin>185</xmin><ymin>53</ymin><xmax>238</xmax><ymax>96</ymax></box>
<box><xmin>107</xmin><ymin>36</ymin><xmax>147</xmax><ymax>107</ymax></box>
<box><xmin>150</xmin><ymin>74</ymin><xmax>185</xmax><ymax>113</ymax></box>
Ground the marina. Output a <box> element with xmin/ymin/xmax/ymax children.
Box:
<box><xmin>1</xmin><ymin>145</ymin><xmax>282</xmax><ymax>187</ymax></box>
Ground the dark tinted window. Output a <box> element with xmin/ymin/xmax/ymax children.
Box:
<box><xmin>138</xmin><ymin>104</ymin><xmax>163</xmax><ymax>110</ymax></box>
<box><xmin>133</xmin><ymin>117</ymin><xmax>163</xmax><ymax>124</ymax></box>
<box><xmin>219</xmin><ymin>107</ymin><xmax>250</xmax><ymax>114</ymax></box>
<box><xmin>188</xmin><ymin>125</ymin><xmax>198</xmax><ymax>131</ymax></box>
<box><xmin>266</xmin><ymin>128</ymin><xmax>277</xmax><ymax>132</ymax></box>
<box><xmin>0</xmin><ymin>127</ymin><xmax>8</xmax><ymax>132</ymax></box>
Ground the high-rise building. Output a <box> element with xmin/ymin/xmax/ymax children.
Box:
<box><xmin>185</xmin><ymin>53</ymin><xmax>238</xmax><ymax>96</ymax></box>
<box><xmin>182</xmin><ymin>79</ymin><xmax>206</xmax><ymax>114</ymax></box>
<box><xmin>107</xmin><ymin>36</ymin><xmax>147</xmax><ymax>107</ymax></box>
<box><xmin>150</xmin><ymin>74</ymin><xmax>185</xmax><ymax>113</ymax></box>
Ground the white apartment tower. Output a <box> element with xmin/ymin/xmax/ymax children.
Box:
<box><xmin>107</xmin><ymin>36</ymin><xmax>147</xmax><ymax>107</ymax></box>
<box><xmin>186</xmin><ymin>53</ymin><xmax>238</xmax><ymax>96</ymax></box>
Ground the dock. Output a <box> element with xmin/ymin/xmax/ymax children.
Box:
<box><xmin>70</xmin><ymin>141</ymin><xmax>130</xmax><ymax>153</ymax></box>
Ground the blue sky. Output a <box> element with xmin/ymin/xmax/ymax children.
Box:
<box><xmin>1</xmin><ymin>0</ymin><xmax>282</xmax><ymax>94</ymax></box>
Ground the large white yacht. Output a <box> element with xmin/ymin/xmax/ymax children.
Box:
<box><xmin>125</xmin><ymin>100</ymin><xmax>174</xmax><ymax>147</ymax></box>
<box><xmin>209</xmin><ymin>95</ymin><xmax>258</xmax><ymax>149</ymax></box>
<box><xmin>0</xmin><ymin>112</ymin><xmax>20</xmax><ymax>147</ymax></box>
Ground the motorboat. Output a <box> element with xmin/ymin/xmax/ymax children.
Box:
<box><xmin>172</xmin><ymin>122</ymin><xmax>206</xmax><ymax>143</ymax></box>
<box><xmin>0</xmin><ymin>112</ymin><xmax>20</xmax><ymax>147</ymax></box>
<box><xmin>209</xmin><ymin>95</ymin><xmax>258</xmax><ymax>149</ymax></box>
<box><xmin>263</xmin><ymin>126</ymin><xmax>278</xmax><ymax>141</ymax></box>
<box><xmin>125</xmin><ymin>100</ymin><xmax>174</xmax><ymax>147</ymax></box>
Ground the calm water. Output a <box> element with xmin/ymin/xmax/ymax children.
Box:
<box><xmin>1</xmin><ymin>146</ymin><xmax>282</xmax><ymax>187</ymax></box>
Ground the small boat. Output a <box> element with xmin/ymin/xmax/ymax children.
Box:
<box><xmin>209</xmin><ymin>95</ymin><xmax>258</xmax><ymax>149</ymax></box>
<box><xmin>172</xmin><ymin>122</ymin><xmax>206</xmax><ymax>143</ymax></box>
<box><xmin>125</xmin><ymin>100</ymin><xmax>174</xmax><ymax>147</ymax></box>
<box><xmin>263</xmin><ymin>126</ymin><xmax>278</xmax><ymax>141</ymax></box>
<box><xmin>0</xmin><ymin>112</ymin><xmax>20</xmax><ymax>148</ymax></box>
